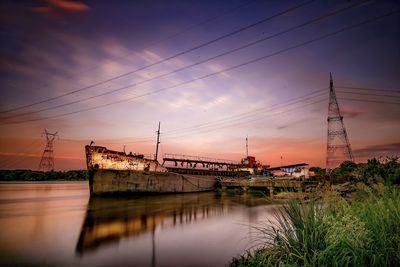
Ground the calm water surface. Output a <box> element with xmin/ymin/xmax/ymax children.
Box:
<box><xmin>0</xmin><ymin>182</ymin><xmax>278</xmax><ymax>267</ymax></box>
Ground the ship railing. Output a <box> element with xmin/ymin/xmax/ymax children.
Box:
<box><xmin>142</xmin><ymin>154</ymin><xmax>153</xmax><ymax>160</ymax></box>
<box><xmin>162</xmin><ymin>153</ymin><xmax>241</xmax><ymax>166</ymax></box>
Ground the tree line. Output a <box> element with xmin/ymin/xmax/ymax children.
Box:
<box><xmin>0</xmin><ymin>170</ymin><xmax>88</xmax><ymax>181</ymax></box>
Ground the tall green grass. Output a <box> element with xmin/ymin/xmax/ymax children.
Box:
<box><xmin>231</xmin><ymin>186</ymin><xmax>400</xmax><ymax>267</ymax></box>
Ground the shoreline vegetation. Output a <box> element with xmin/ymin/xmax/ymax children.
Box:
<box><xmin>0</xmin><ymin>169</ymin><xmax>88</xmax><ymax>181</ymax></box>
<box><xmin>231</xmin><ymin>158</ymin><xmax>400</xmax><ymax>267</ymax></box>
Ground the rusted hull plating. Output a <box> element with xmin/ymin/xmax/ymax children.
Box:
<box><xmin>89</xmin><ymin>169</ymin><xmax>217</xmax><ymax>195</ymax></box>
<box><xmin>86</xmin><ymin>145</ymin><xmax>217</xmax><ymax>195</ymax></box>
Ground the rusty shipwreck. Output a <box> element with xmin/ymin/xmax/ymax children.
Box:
<box><xmin>85</xmin><ymin>145</ymin><xmax>251</xmax><ymax>195</ymax></box>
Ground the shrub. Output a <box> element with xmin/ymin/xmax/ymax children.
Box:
<box><xmin>231</xmin><ymin>186</ymin><xmax>400</xmax><ymax>267</ymax></box>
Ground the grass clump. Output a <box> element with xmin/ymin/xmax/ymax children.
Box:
<box><xmin>231</xmin><ymin>186</ymin><xmax>400</xmax><ymax>267</ymax></box>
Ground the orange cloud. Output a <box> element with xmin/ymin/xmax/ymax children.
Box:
<box><xmin>33</xmin><ymin>0</ymin><xmax>90</xmax><ymax>15</ymax></box>
<box><xmin>50</xmin><ymin>0</ymin><xmax>90</xmax><ymax>12</ymax></box>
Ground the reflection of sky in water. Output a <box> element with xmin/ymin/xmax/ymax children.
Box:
<box><xmin>0</xmin><ymin>182</ymin><xmax>278</xmax><ymax>267</ymax></box>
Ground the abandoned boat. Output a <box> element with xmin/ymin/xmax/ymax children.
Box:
<box><xmin>85</xmin><ymin>145</ymin><xmax>249</xmax><ymax>195</ymax></box>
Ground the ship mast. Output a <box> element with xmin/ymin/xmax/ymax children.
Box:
<box><xmin>246</xmin><ymin>136</ymin><xmax>249</xmax><ymax>158</ymax></box>
<box><xmin>155</xmin><ymin>122</ymin><xmax>161</xmax><ymax>162</ymax></box>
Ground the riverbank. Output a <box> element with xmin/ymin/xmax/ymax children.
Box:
<box><xmin>230</xmin><ymin>184</ymin><xmax>400</xmax><ymax>267</ymax></box>
<box><xmin>0</xmin><ymin>169</ymin><xmax>88</xmax><ymax>181</ymax></box>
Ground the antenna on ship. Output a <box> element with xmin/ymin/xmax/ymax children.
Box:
<box><xmin>246</xmin><ymin>136</ymin><xmax>249</xmax><ymax>158</ymax></box>
<box><xmin>155</xmin><ymin>122</ymin><xmax>161</xmax><ymax>162</ymax></box>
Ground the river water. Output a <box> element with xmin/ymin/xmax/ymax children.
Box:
<box><xmin>0</xmin><ymin>182</ymin><xmax>278</xmax><ymax>267</ymax></box>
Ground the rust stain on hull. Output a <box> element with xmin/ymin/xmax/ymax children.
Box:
<box><xmin>86</xmin><ymin>145</ymin><xmax>166</xmax><ymax>172</ymax></box>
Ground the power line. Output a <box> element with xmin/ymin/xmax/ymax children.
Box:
<box><xmin>3</xmin><ymin>97</ymin><xmax>395</xmax><ymax>169</ymax></box>
<box><xmin>170</xmin><ymin>98</ymin><xmax>327</xmax><ymax>139</ymax></box>
<box><xmin>164</xmin><ymin>97</ymin><xmax>327</xmax><ymax>139</ymax></box>
<box><xmin>17</xmin><ymin>91</ymin><xmax>395</xmax><ymax>147</ymax></box>
<box><xmin>6</xmin><ymin>0</ymin><xmax>258</xmax><ymax>96</ymax></box>
<box><xmin>0</xmin><ymin>0</ymin><xmax>313</xmax><ymax>114</ymax></box>
<box><xmin>163</xmin><ymin>89</ymin><xmax>328</xmax><ymax>135</ymax></box>
<box><xmin>120</xmin><ymin>92</ymin><xmax>326</xmax><ymax>144</ymax></box>
<box><xmin>338</xmin><ymin>97</ymin><xmax>400</xmax><ymax>105</ymax></box>
<box><xmin>61</xmin><ymin>96</ymin><xmax>327</xmax><ymax>145</ymax></box>
<box><xmin>164</xmin><ymin>97</ymin><xmax>328</xmax><ymax>140</ymax></box>
<box><xmin>51</xmin><ymin>89</ymin><xmax>328</xmax><ymax>145</ymax></box>
<box><xmin>336</xmin><ymin>86</ymin><xmax>400</xmax><ymax>93</ymax></box>
<box><xmin>3</xmin><ymin>8</ymin><xmax>399</xmax><ymax>125</ymax></box>
<box><xmin>336</xmin><ymin>90</ymin><xmax>400</xmax><ymax>98</ymax></box>
<box><xmin>1</xmin><ymin>0</ymin><xmax>365</xmax><ymax>121</ymax></box>
<box><xmin>2</xmin><ymin>87</ymin><xmax>325</xmax><ymax>126</ymax></box>
<box><xmin>52</xmin><ymin>88</ymin><xmax>398</xmax><ymax>145</ymax></box>
<box><xmin>143</xmin><ymin>0</ymin><xmax>257</xmax><ymax>46</ymax></box>
<box><xmin>58</xmin><ymin>137</ymin><xmax>155</xmax><ymax>144</ymax></box>
<box><xmin>0</xmin><ymin>144</ymin><xmax>44</xmax><ymax>170</ymax></box>
<box><xmin>124</xmin><ymin>92</ymin><xmax>329</xmax><ymax>141</ymax></box>
<box><xmin>0</xmin><ymin>139</ymin><xmax>42</xmax><ymax>168</ymax></box>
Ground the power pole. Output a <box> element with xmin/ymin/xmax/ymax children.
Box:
<box><xmin>326</xmin><ymin>73</ymin><xmax>353</xmax><ymax>173</ymax></box>
<box><xmin>155</xmin><ymin>122</ymin><xmax>161</xmax><ymax>162</ymax></box>
<box><xmin>38</xmin><ymin>130</ymin><xmax>58</xmax><ymax>172</ymax></box>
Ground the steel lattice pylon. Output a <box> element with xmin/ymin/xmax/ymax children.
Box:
<box><xmin>38</xmin><ymin>130</ymin><xmax>58</xmax><ymax>171</ymax></box>
<box><xmin>326</xmin><ymin>73</ymin><xmax>353</xmax><ymax>173</ymax></box>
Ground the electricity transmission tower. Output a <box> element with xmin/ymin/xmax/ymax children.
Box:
<box><xmin>326</xmin><ymin>73</ymin><xmax>354</xmax><ymax>173</ymax></box>
<box><xmin>38</xmin><ymin>130</ymin><xmax>58</xmax><ymax>171</ymax></box>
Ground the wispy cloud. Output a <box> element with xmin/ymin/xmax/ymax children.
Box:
<box><xmin>202</xmin><ymin>95</ymin><xmax>231</xmax><ymax>111</ymax></box>
<box><xmin>206</xmin><ymin>63</ymin><xmax>231</xmax><ymax>78</ymax></box>
<box><xmin>341</xmin><ymin>107</ymin><xmax>365</xmax><ymax>118</ymax></box>
<box><xmin>353</xmin><ymin>143</ymin><xmax>400</xmax><ymax>158</ymax></box>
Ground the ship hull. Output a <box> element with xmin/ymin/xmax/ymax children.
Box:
<box><xmin>89</xmin><ymin>169</ymin><xmax>217</xmax><ymax>195</ymax></box>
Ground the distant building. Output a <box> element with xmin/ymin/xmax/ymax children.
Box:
<box><xmin>267</xmin><ymin>163</ymin><xmax>309</xmax><ymax>179</ymax></box>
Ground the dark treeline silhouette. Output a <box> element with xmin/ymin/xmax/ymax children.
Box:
<box><xmin>0</xmin><ymin>170</ymin><xmax>88</xmax><ymax>181</ymax></box>
<box><xmin>309</xmin><ymin>157</ymin><xmax>400</xmax><ymax>185</ymax></box>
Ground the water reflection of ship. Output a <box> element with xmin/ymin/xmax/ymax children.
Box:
<box><xmin>75</xmin><ymin>192</ymin><xmax>272</xmax><ymax>255</ymax></box>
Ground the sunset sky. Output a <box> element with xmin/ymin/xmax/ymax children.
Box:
<box><xmin>0</xmin><ymin>0</ymin><xmax>399</xmax><ymax>170</ymax></box>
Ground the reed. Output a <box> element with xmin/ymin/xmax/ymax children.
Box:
<box><xmin>231</xmin><ymin>186</ymin><xmax>400</xmax><ymax>267</ymax></box>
